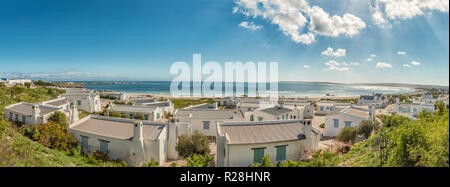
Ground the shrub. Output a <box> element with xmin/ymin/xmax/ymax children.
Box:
<box><xmin>357</xmin><ymin>120</ymin><xmax>379</xmax><ymax>139</ymax></box>
<box><xmin>109</xmin><ymin>111</ymin><xmax>121</xmax><ymax>117</ymax></box>
<box><xmin>134</xmin><ymin>113</ymin><xmax>145</xmax><ymax>120</ymax></box>
<box><xmin>24</xmin><ymin>82</ymin><xmax>32</xmax><ymax>88</ymax></box>
<box><xmin>34</xmin><ymin>122</ymin><xmax>78</xmax><ymax>151</ymax></box>
<box><xmin>20</xmin><ymin>126</ymin><xmax>40</xmax><ymax>141</ymax></box>
<box><xmin>142</xmin><ymin>158</ymin><xmax>160</xmax><ymax>167</ymax></box>
<box><xmin>175</xmin><ymin>131</ymin><xmax>210</xmax><ymax>158</ymax></box>
<box><xmin>0</xmin><ymin>120</ymin><xmax>7</xmax><ymax>139</ymax></box>
<box><xmin>319</xmin><ymin>123</ymin><xmax>325</xmax><ymax>128</ymax></box>
<box><xmin>48</xmin><ymin>111</ymin><xmax>67</xmax><ymax>127</ymax></box>
<box><xmin>120</xmin><ymin>113</ymin><xmax>129</xmax><ymax>118</ymax></box>
<box><xmin>250</xmin><ymin>155</ymin><xmax>275</xmax><ymax>167</ymax></box>
<box><xmin>184</xmin><ymin>154</ymin><xmax>214</xmax><ymax>167</ymax></box>
<box><xmin>337</xmin><ymin>126</ymin><xmax>357</xmax><ymax>144</ymax></box>
<box><xmin>91</xmin><ymin>150</ymin><xmax>109</xmax><ymax>162</ymax></box>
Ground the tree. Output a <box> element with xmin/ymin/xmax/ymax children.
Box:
<box><xmin>357</xmin><ymin>120</ymin><xmax>379</xmax><ymax>139</ymax></box>
<box><xmin>337</xmin><ymin>126</ymin><xmax>357</xmax><ymax>144</ymax></box>
<box><xmin>184</xmin><ymin>154</ymin><xmax>214</xmax><ymax>167</ymax></box>
<box><xmin>134</xmin><ymin>112</ymin><xmax>145</xmax><ymax>120</ymax></box>
<box><xmin>175</xmin><ymin>131</ymin><xmax>210</xmax><ymax>158</ymax></box>
<box><xmin>48</xmin><ymin>111</ymin><xmax>67</xmax><ymax>127</ymax></box>
<box><xmin>24</xmin><ymin>82</ymin><xmax>32</xmax><ymax>88</ymax></box>
<box><xmin>380</xmin><ymin>114</ymin><xmax>410</xmax><ymax>128</ymax></box>
<box><xmin>33</xmin><ymin>122</ymin><xmax>78</xmax><ymax>151</ymax></box>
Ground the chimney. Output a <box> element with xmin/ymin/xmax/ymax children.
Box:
<box><xmin>368</xmin><ymin>104</ymin><xmax>375</xmax><ymax>121</ymax></box>
<box><xmin>187</xmin><ymin>103</ymin><xmax>192</xmax><ymax>107</ymax></box>
<box><xmin>214</xmin><ymin>102</ymin><xmax>218</xmax><ymax>109</ymax></box>
<box><xmin>32</xmin><ymin>105</ymin><xmax>40</xmax><ymax>124</ymax></box>
<box><xmin>70</xmin><ymin>105</ymin><xmax>79</xmax><ymax>123</ymax></box>
<box><xmin>303</xmin><ymin>120</ymin><xmax>312</xmax><ymax>139</ymax></box>
<box><xmin>133</xmin><ymin>121</ymin><xmax>144</xmax><ymax>142</ymax></box>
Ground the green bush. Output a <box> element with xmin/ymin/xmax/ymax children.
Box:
<box><xmin>33</xmin><ymin>122</ymin><xmax>78</xmax><ymax>151</ymax></box>
<box><xmin>109</xmin><ymin>111</ymin><xmax>121</xmax><ymax>117</ymax></box>
<box><xmin>0</xmin><ymin>120</ymin><xmax>7</xmax><ymax>139</ymax></box>
<box><xmin>337</xmin><ymin>126</ymin><xmax>358</xmax><ymax>144</ymax></box>
<box><xmin>357</xmin><ymin>120</ymin><xmax>379</xmax><ymax>139</ymax></box>
<box><xmin>250</xmin><ymin>155</ymin><xmax>275</xmax><ymax>167</ymax></box>
<box><xmin>142</xmin><ymin>158</ymin><xmax>160</xmax><ymax>167</ymax></box>
<box><xmin>134</xmin><ymin>113</ymin><xmax>145</xmax><ymax>120</ymax></box>
<box><xmin>319</xmin><ymin>123</ymin><xmax>325</xmax><ymax>128</ymax></box>
<box><xmin>48</xmin><ymin>111</ymin><xmax>67</xmax><ymax>127</ymax></box>
<box><xmin>120</xmin><ymin>113</ymin><xmax>129</xmax><ymax>118</ymax></box>
<box><xmin>184</xmin><ymin>154</ymin><xmax>214</xmax><ymax>167</ymax></box>
<box><xmin>175</xmin><ymin>131</ymin><xmax>210</xmax><ymax>158</ymax></box>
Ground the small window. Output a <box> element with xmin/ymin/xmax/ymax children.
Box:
<box><xmin>99</xmin><ymin>140</ymin><xmax>109</xmax><ymax>154</ymax></box>
<box><xmin>345</xmin><ymin>121</ymin><xmax>351</xmax><ymax>127</ymax></box>
<box><xmin>15</xmin><ymin>114</ymin><xmax>19</xmax><ymax>121</ymax></box>
<box><xmin>250</xmin><ymin>115</ymin><xmax>254</xmax><ymax>121</ymax></box>
<box><xmin>334</xmin><ymin>119</ymin><xmax>339</xmax><ymax>128</ymax></box>
<box><xmin>77</xmin><ymin>100</ymin><xmax>81</xmax><ymax>106</ymax></box>
<box><xmin>156</xmin><ymin>113</ymin><xmax>160</xmax><ymax>119</ymax></box>
<box><xmin>22</xmin><ymin>116</ymin><xmax>26</xmax><ymax>123</ymax></box>
<box><xmin>276</xmin><ymin>146</ymin><xmax>287</xmax><ymax>161</ymax></box>
<box><xmin>320</xmin><ymin>107</ymin><xmax>324</xmax><ymax>111</ymax></box>
<box><xmin>203</xmin><ymin>121</ymin><xmax>210</xmax><ymax>130</ymax></box>
<box><xmin>66</xmin><ymin>105</ymin><xmax>69</xmax><ymax>110</ymax></box>
<box><xmin>144</xmin><ymin>115</ymin><xmax>149</xmax><ymax>120</ymax></box>
<box><xmin>81</xmin><ymin>136</ymin><xmax>89</xmax><ymax>152</ymax></box>
<box><xmin>258</xmin><ymin>117</ymin><xmax>263</xmax><ymax>121</ymax></box>
<box><xmin>9</xmin><ymin>112</ymin><xmax>13</xmax><ymax>120</ymax></box>
<box><xmin>253</xmin><ymin>148</ymin><xmax>265</xmax><ymax>163</ymax></box>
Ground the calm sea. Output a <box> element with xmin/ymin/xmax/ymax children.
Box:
<box><xmin>84</xmin><ymin>81</ymin><xmax>416</xmax><ymax>97</ymax></box>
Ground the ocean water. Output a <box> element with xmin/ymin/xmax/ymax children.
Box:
<box><xmin>84</xmin><ymin>81</ymin><xmax>416</xmax><ymax>97</ymax></box>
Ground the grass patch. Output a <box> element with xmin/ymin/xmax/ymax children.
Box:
<box><xmin>171</xmin><ymin>98</ymin><xmax>215</xmax><ymax>109</ymax></box>
<box><xmin>78</xmin><ymin>111</ymin><xmax>91</xmax><ymax>119</ymax></box>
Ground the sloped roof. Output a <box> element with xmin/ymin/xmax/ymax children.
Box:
<box><xmin>219</xmin><ymin>120</ymin><xmax>306</xmax><ymax>144</ymax></box>
<box><xmin>342</xmin><ymin>107</ymin><xmax>370</xmax><ymax>118</ymax></box>
<box><xmin>46</xmin><ymin>99</ymin><xmax>69</xmax><ymax>107</ymax></box>
<box><xmin>175</xmin><ymin>109</ymin><xmax>235</xmax><ymax>119</ymax></box>
<box><xmin>110</xmin><ymin>105</ymin><xmax>157</xmax><ymax>113</ymax></box>
<box><xmin>6</xmin><ymin>102</ymin><xmax>60</xmax><ymax>116</ymax></box>
<box><xmin>70</xmin><ymin>116</ymin><xmax>165</xmax><ymax>140</ymax></box>
<box><xmin>257</xmin><ymin>106</ymin><xmax>292</xmax><ymax>116</ymax></box>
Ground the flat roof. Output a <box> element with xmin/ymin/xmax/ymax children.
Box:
<box><xmin>46</xmin><ymin>99</ymin><xmax>69</xmax><ymax>107</ymax></box>
<box><xmin>6</xmin><ymin>102</ymin><xmax>60</xmax><ymax>116</ymax></box>
<box><xmin>110</xmin><ymin>105</ymin><xmax>157</xmax><ymax>113</ymax></box>
<box><xmin>342</xmin><ymin>107</ymin><xmax>370</xmax><ymax>118</ymax></box>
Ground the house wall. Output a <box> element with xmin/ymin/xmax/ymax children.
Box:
<box><xmin>65</xmin><ymin>94</ymin><xmax>101</xmax><ymax>113</ymax></box>
<box><xmin>324</xmin><ymin>113</ymin><xmax>366</xmax><ymax>137</ymax></box>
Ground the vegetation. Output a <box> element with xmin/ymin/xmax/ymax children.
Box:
<box><xmin>47</xmin><ymin>111</ymin><xmax>68</xmax><ymax>127</ymax></box>
<box><xmin>142</xmin><ymin>158</ymin><xmax>160</xmax><ymax>167</ymax></box>
<box><xmin>319</xmin><ymin>123</ymin><xmax>325</xmax><ymax>128</ymax></box>
<box><xmin>337</xmin><ymin>126</ymin><xmax>358</xmax><ymax>144</ymax></box>
<box><xmin>78</xmin><ymin>111</ymin><xmax>91</xmax><ymax>119</ymax></box>
<box><xmin>134</xmin><ymin>112</ymin><xmax>145</xmax><ymax>120</ymax></box>
<box><xmin>175</xmin><ymin>131</ymin><xmax>210</xmax><ymax>158</ymax></box>
<box><xmin>184</xmin><ymin>154</ymin><xmax>215</xmax><ymax>167</ymax></box>
<box><xmin>108</xmin><ymin>111</ymin><xmax>121</xmax><ymax>118</ymax></box>
<box><xmin>357</xmin><ymin>120</ymin><xmax>380</xmax><ymax>138</ymax></box>
<box><xmin>171</xmin><ymin>99</ymin><xmax>215</xmax><ymax>109</ymax></box>
<box><xmin>100</xmin><ymin>94</ymin><xmax>117</xmax><ymax>100</ymax></box>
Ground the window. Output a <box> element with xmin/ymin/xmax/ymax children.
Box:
<box><xmin>77</xmin><ymin>100</ymin><xmax>81</xmax><ymax>106</ymax></box>
<box><xmin>66</xmin><ymin>105</ymin><xmax>69</xmax><ymax>110</ymax></box>
<box><xmin>99</xmin><ymin>140</ymin><xmax>109</xmax><ymax>154</ymax></box>
<box><xmin>330</xmin><ymin>107</ymin><xmax>334</xmax><ymax>111</ymax></box>
<box><xmin>81</xmin><ymin>136</ymin><xmax>89</xmax><ymax>152</ymax></box>
<box><xmin>253</xmin><ymin>148</ymin><xmax>265</xmax><ymax>163</ymax></box>
<box><xmin>9</xmin><ymin>112</ymin><xmax>13</xmax><ymax>120</ymax></box>
<box><xmin>15</xmin><ymin>114</ymin><xmax>19</xmax><ymax>121</ymax></box>
<box><xmin>163</xmin><ymin>141</ymin><xmax>166</xmax><ymax>153</ymax></box>
<box><xmin>22</xmin><ymin>116</ymin><xmax>26</xmax><ymax>123</ymax></box>
<box><xmin>345</xmin><ymin>121</ymin><xmax>351</xmax><ymax>127</ymax></box>
<box><xmin>156</xmin><ymin>113</ymin><xmax>160</xmax><ymax>119</ymax></box>
<box><xmin>333</xmin><ymin>119</ymin><xmax>339</xmax><ymax>128</ymax></box>
<box><xmin>258</xmin><ymin>117</ymin><xmax>263</xmax><ymax>121</ymax></box>
<box><xmin>320</xmin><ymin>107</ymin><xmax>324</xmax><ymax>111</ymax></box>
<box><xmin>250</xmin><ymin>115</ymin><xmax>254</xmax><ymax>121</ymax></box>
<box><xmin>95</xmin><ymin>100</ymin><xmax>98</xmax><ymax>105</ymax></box>
<box><xmin>282</xmin><ymin>115</ymin><xmax>285</xmax><ymax>120</ymax></box>
<box><xmin>276</xmin><ymin>146</ymin><xmax>287</xmax><ymax>161</ymax></box>
<box><xmin>203</xmin><ymin>121</ymin><xmax>210</xmax><ymax>130</ymax></box>
<box><xmin>144</xmin><ymin>115</ymin><xmax>149</xmax><ymax>120</ymax></box>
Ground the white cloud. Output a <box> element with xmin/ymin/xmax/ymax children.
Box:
<box><xmin>349</xmin><ymin>62</ymin><xmax>360</xmax><ymax>66</ymax></box>
<box><xmin>376</xmin><ymin>62</ymin><xmax>392</xmax><ymax>68</ymax></box>
<box><xmin>303</xmin><ymin>65</ymin><xmax>311</xmax><ymax>69</ymax></box>
<box><xmin>403</xmin><ymin>64</ymin><xmax>412</xmax><ymax>68</ymax></box>
<box><xmin>239</xmin><ymin>21</ymin><xmax>263</xmax><ymax>31</ymax></box>
<box><xmin>397</xmin><ymin>51</ymin><xmax>407</xmax><ymax>55</ymax></box>
<box><xmin>367</xmin><ymin>58</ymin><xmax>373</xmax><ymax>62</ymax></box>
<box><xmin>370</xmin><ymin>54</ymin><xmax>377</xmax><ymax>58</ymax></box>
<box><xmin>324</xmin><ymin>60</ymin><xmax>351</xmax><ymax>71</ymax></box>
<box><xmin>233</xmin><ymin>0</ymin><xmax>366</xmax><ymax>44</ymax></box>
<box><xmin>411</xmin><ymin>61</ymin><xmax>421</xmax><ymax>66</ymax></box>
<box><xmin>372</xmin><ymin>0</ymin><xmax>449</xmax><ymax>26</ymax></box>
<box><xmin>321</xmin><ymin>47</ymin><xmax>346</xmax><ymax>57</ymax></box>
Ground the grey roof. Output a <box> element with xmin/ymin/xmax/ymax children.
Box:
<box><xmin>46</xmin><ymin>99</ymin><xmax>69</xmax><ymax>107</ymax></box>
<box><xmin>219</xmin><ymin>120</ymin><xmax>306</xmax><ymax>144</ymax></box>
<box><xmin>6</xmin><ymin>102</ymin><xmax>60</xmax><ymax>116</ymax></box>
<box><xmin>110</xmin><ymin>105</ymin><xmax>157</xmax><ymax>113</ymax></box>
<box><xmin>70</xmin><ymin>117</ymin><xmax>165</xmax><ymax>140</ymax></box>
<box><xmin>175</xmin><ymin>109</ymin><xmax>236</xmax><ymax>119</ymax></box>
<box><xmin>183</xmin><ymin>103</ymin><xmax>217</xmax><ymax>110</ymax></box>
<box><xmin>257</xmin><ymin>106</ymin><xmax>292</xmax><ymax>116</ymax></box>
<box><xmin>142</xmin><ymin>101</ymin><xmax>171</xmax><ymax>107</ymax></box>
<box><xmin>131</xmin><ymin>98</ymin><xmax>157</xmax><ymax>105</ymax></box>
<box><xmin>360</xmin><ymin>95</ymin><xmax>375</xmax><ymax>100</ymax></box>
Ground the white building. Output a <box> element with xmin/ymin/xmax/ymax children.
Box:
<box><xmin>130</xmin><ymin>98</ymin><xmax>158</xmax><ymax>105</ymax></box>
<box><xmin>357</xmin><ymin>93</ymin><xmax>387</xmax><ymax>108</ymax></box>
<box><xmin>62</xmin><ymin>89</ymin><xmax>102</xmax><ymax>113</ymax></box>
<box><xmin>216</xmin><ymin>120</ymin><xmax>320</xmax><ymax>167</ymax></box>
<box><xmin>173</xmin><ymin>103</ymin><xmax>244</xmax><ymax>137</ymax></box>
<box><xmin>140</xmin><ymin>100</ymin><xmax>175</xmax><ymax>115</ymax></box>
<box><xmin>245</xmin><ymin>105</ymin><xmax>299</xmax><ymax>121</ymax></box>
<box><xmin>389</xmin><ymin>98</ymin><xmax>435</xmax><ymax>120</ymax></box>
<box><xmin>4</xmin><ymin>97</ymin><xmax>79</xmax><ymax>126</ymax></box>
<box><xmin>68</xmin><ymin>115</ymin><xmax>179</xmax><ymax>166</ymax></box>
<box><xmin>324</xmin><ymin>106</ymin><xmax>375</xmax><ymax>137</ymax></box>
<box><xmin>108</xmin><ymin>104</ymin><xmax>163</xmax><ymax>121</ymax></box>
<box><xmin>1</xmin><ymin>79</ymin><xmax>32</xmax><ymax>86</ymax></box>
<box><xmin>102</xmin><ymin>92</ymin><xmax>130</xmax><ymax>100</ymax></box>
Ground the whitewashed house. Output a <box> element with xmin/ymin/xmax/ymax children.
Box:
<box><xmin>62</xmin><ymin>89</ymin><xmax>102</xmax><ymax>113</ymax></box>
<box><xmin>357</xmin><ymin>93</ymin><xmax>387</xmax><ymax>108</ymax></box>
<box><xmin>4</xmin><ymin>98</ymin><xmax>79</xmax><ymax>126</ymax></box>
<box><xmin>216</xmin><ymin>120</ymin><xmax>320</xmax><ymax>167</ymax></box>
<box><xmin>173</xmin><ymin>103</ymin><xmax>244</xmax><ymax>137</ymax></box>
<box><xmin>130</xmin><ymin>98</ymin><xmax>158</xmax><ymax>105</ymax></box>
<box><xmin>68</xmin><ymin>115</ymin><xmax>179</xmax><ymax>166</ymax></box>
<box><xmin>140</xmin><ymin>100</ymin><xmax>175</xmax><ymax>115</ymax></box>
<box><xmin>108</xmin><ymin>104</ymin><xmax>162</xmax><ymax>121</ymax></box>
<box><xmin>245</xmin><ymin>105</ymin><xmax>297</xmax><ymax>121</ymax></box>
<box><xmin>324</xmin><ymin>106</ymin><xmax>375</xmax><ymax>137</ymax></box>
<box><xmin>4</xmin><ymin>79</ymin><xmax>32</xmax><ymax>86</ymax></box>
<box><xmin>102</xmin><ymin>92</ymin><xmax>130</xmax><ymax>100</ymax></box>
<box><xmin>389</xmin><ymin>98</ymin><xmax>435</xmax><ymax>120</ymax></box>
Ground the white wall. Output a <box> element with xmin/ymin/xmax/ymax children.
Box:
<box><xmin>324</xmin><ymin>113</ymin><xmax>366</xmax><ymax>137</ymax></box>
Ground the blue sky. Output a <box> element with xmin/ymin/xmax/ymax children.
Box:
<box><xmin>0</xmin><ymin>0</ymin><xmax>448</xmax><ymax>85</ymax></box>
